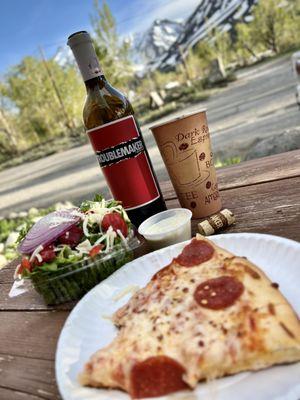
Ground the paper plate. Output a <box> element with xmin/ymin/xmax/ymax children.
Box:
<box><xmin>56</xmin><ymin>233</ymin><xmax>300</xmax><ymax>400</ymax></box>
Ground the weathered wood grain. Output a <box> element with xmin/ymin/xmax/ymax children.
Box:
<box><xmin>160</xmin><ymin>149</ymin><xmax>300</xmax><ymax>200</ymax></box>
<box><xmin>0</xmin><ymin>260</ymin><xmax>20</xmax><ymax>284</ymax></box>
<box><xmin>0</xmin><ymin>311</ymin><xmax>68</xmax><ymax>360</ymax></box>
<box><xmin>1</xmin><ymin>171</ymin><xmax>299</xmax><ymax>313</ymax></box>
<box><xmin>166</xmin><ymin>176</ymin><xmax>300</xmax><ymax>242</ymax></box>
<box><xmin>0</xmin><ymin>354</ymin><xmax>60</xmax><ymax>399</ymax></box>
<box><xmin>1</xmin><ymin>150</ymin><xmax>299</xmax><ymax>400</ymax></box>
<box><xmin>0</xmin><ymin>387</ymin><xmax>48</xmax><ymax>400</ymax></box>
<box><xmin>0</xmin><ymin>312</ymin><xmax>66</xmax><ymax>398</ymax></box>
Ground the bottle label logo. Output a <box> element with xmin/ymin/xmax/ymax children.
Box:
<box><xmin>87</xmin><ymin>115</ymin><xmax>159</xmax><ymax>210</ymax></box>
<box><xmin>96</xmin><ymin>137</ymin><xmax>144</xmax><ymax>167</ymax></box>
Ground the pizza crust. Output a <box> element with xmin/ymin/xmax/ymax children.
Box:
<box><xmin>79</xmin><ymin>234</ymin><xmax>300</xmax><ymax>397</ymax></box>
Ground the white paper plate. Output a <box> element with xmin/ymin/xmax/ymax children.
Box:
<box><xmin>56</xmin><ymin>233</ymin><xmax>300</xmax><ymax>400</ymax></box>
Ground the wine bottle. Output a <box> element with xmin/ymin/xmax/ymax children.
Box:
<box><xmin>67</xmin><ymin>31</ymin><xmax>166</xmax><ymax>227</ymax></box>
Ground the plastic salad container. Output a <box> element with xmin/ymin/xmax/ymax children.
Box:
<box><xmin>28</xmin><ymin>237</ymin><xmax>140</xmax><ymax>305</ymax></box>
<box><xmin>13</xmin><ymin>195</ymin><xmax>141</xmax><ymax>305</ymax></box>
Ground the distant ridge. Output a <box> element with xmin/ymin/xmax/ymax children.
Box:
<box><xmin>133</xmin><ymin>0</ymin><xmax>258</xmax><ymax>72</ymax></box>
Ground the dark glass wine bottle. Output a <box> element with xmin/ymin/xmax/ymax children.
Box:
<box><xmin>67</xmin><ymin>31</ymin><xmax>166</xmax><ymax>227</ymax></box>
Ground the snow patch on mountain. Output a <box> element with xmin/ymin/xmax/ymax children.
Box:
<box><xmin>132</xmin><ymin>19</ymin><xmax>183</xmax><ymax>69</ymax></box>
<box><xmin>160</xmin><ymin>0</ymin><xmax>258</xmax><ymax>71</ymax></box>
<box><xmin>133</xmin><ymin>0</ymin><xmax>258</xmax><ymax>72</ymax></box>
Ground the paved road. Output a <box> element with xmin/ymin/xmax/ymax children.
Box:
<box><xmin>0</xmin><ymin>54</ymin><xmax>299</xmax><ymax>216</ymax></box>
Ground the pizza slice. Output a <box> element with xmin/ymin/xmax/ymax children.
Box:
<box><xmin>79</xmin><ymin>234</ymin><xmax>300</xmax><ymax>398</ymax></box>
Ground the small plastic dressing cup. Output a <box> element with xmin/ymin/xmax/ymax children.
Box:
<box><xmin>138</xmin><ymin>208</ymin><xmax>192</xmax><ymax>250</ymax></box>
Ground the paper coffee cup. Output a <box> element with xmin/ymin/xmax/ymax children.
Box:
<box><xmin>150</xmin><ymin>110</ymin><xmax>222</xmax><ymax>218</ymax></box>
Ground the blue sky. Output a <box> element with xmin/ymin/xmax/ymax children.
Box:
<box><xmin>0</xmin><ymin>0</ymin><xmax>200</xmax><ymax>76</ymax></box>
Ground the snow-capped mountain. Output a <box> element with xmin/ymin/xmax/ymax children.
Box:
<box><xmin>160</xmin><ymin>0</ymin><xmax>258</xmax><ymax>70</ymax></box>
<box><xmin>132</xmin><ymin>19</ymin><xmax>184</xmax><ymax>69</ymax></box>
<box><xmin>134</xmin><ymin>0</ymin><xmax>258</xmax><ymax>72</ymax></box>
<box><xmin>53</xmin><ymin>1</ymin><xmax>258</xmax><ymax>74</ymax></box>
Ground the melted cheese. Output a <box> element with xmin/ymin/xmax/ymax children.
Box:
<box><xmin>80</xmin><ymin>236</ymin><xmax>300</xmax><ymax>395</ymax></box>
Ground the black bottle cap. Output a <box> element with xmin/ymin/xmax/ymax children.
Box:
<box><xmin>68</xmin><ymin>31</ymin><xmax>89</xmax><ymax>40</ymax></box>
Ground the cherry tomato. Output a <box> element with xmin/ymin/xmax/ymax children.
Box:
<box><xmin>58</xmin><ymin>225</ymin><xmax>83</xmax><ymax>248</ymax></box>
<box><xmin>89</xmin><ymin>244</ymin><xmax>104</xmax><ymax>258</ymax></box>
<box><xmin>101</xmin><ymin>213</ymin><xmax>128</xmax><ymax>237</ymax></box>
<box><xmin>17</xmin><ymin>257</ymin><xmax>32</xmax><ymax>274</ymax></box>
<box><xmin>33</xmin><ymin>245</ymin><xmax>56</xmax><ymax>266</ymax></box>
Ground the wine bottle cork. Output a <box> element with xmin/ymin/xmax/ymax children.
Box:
<box><xmin>198</xmin><ymin>209</ymin><xmax>235</xmax><ymax>236</ymax></box>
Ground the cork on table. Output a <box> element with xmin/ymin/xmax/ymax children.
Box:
<box><xmin>0</xmin><ymin>149</ymin><xmax>300</xmax><ymax>400</ymax></box>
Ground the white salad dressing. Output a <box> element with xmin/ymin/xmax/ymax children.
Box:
<box><xmin>144</xmin><ymin>214</ymin><xmax>186</xmax><ymax>235</ymax></box>
<box><xmin>138</xmin><ymin>209</ymin><xmax>192</xmax><ymax>250</ymax></box>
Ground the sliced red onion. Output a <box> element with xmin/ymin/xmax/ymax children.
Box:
<box><xmin>18</xmin><ymin>208</ymin><xmax>83</xmax><ymax>255</ymax></box>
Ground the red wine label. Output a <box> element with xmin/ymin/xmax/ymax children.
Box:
<box><xmin>87</xmin><ymin>115</ymin><xmax>159</xmax><ymax>210</ymax></box>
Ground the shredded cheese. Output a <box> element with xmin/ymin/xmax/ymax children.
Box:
<box><xmin>76</xmin><ymin>239</ymin><xmax>92</xmax><ymax>255</ymax></box>
<box><xmin>82</xmin><ymin>216</ymin><xmax>90</xmax><ymax>237</ymax></box>
<box><xmin>116</xmin><ymin>229</ymin><xmax>129</xmax><ymax>249</ymax></box>
<box><xmin>110</xmin><ymin>231</ymin><xmax>117</xmax><ymax>248</ymax></box>
<box><xmin>29</xmin><ymin>245</ymin><xmax>44</xmax><ymax>262</ymax></box>
<box><xmin>122</xmin><ymin>209</ymin><xmax>130</xmax><ymax>222</ymax></box>
<box><xmin>103</xmin><ymin>226</ymin><xmax>117</xmax><ymax>253</ymax></box>
<box><xmin>94</xmin><ymin>234</ymin><xmax>108</xmax><ymax>246</ymax></box>
<box><xmin>88</xmin><ymin>213</ymin><xmax>103</xmax><ymax>225</ymax></box>
<box><xmin>70</xmin><ymin>209</ymin><xmax>85</xmax><ymax>219</ymax></box>
<box><xmin>101</xmin><ymin>314</ymin><xmax>114</xmax><ymax>321</ymax></box>
<box><xmin>53</xmin><ymin>245</ymin><xmax>65</xmax><ymax>252</ymax></box>
<box><xmin>71</xmin><ymin>200</ymin><xmax>132</xmax><ymax>257</ymax></box>
<box><xmin>105</xmin><ymin>227</ymin><xmax>112</xmax><ymax>252</ymax></box>
<box><xmin>112</xmin><ymin>285</ymin><xmax>140</xmax><ymax>302</ymax></box>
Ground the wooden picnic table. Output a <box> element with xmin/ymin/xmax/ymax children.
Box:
<box><xmin>0</xmin><ymin>149</ymin><xmax>300</xmax><ymax>399</ymax></box>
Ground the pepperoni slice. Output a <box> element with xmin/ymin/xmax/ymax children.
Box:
<box><xmin>130</xmin><ymin>356</ymin><xmax>189</xmax><ymax>398</ymax></box>
<box><xmin>194</xmin><ymin>276</ymin><xmax>244</xmax><ymax>310</ymax></box>
<box><xmin>174</xmin><ymin>239</ymin><xmax>214</xmax><ymax>267</ymax></box>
